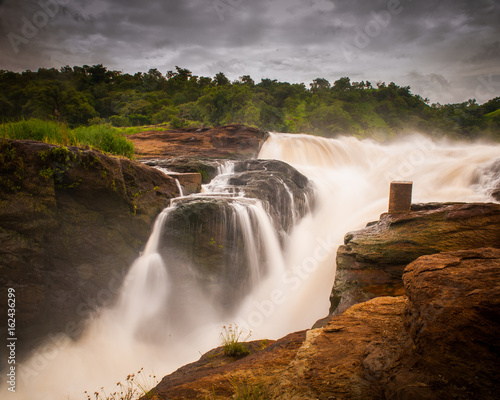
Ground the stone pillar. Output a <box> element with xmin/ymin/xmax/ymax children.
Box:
<box><xmin>388</xmin><ymin>181</ymin><xmax>413</xmax><ymax>213</ymax></box>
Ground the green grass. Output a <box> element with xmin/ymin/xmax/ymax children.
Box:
<box><xmin>71</xmin><ymin>124</ymin><xmax>135</xmax><ymax>158</ymax></box>
<box><xmin>220</xmin><ymin>324</ymin><xmax>251</xmax><ymax>357</ymax></box>
<box><xmin>115</xmin><ymin>123</ymin><xmax>172</xmax><ymax>136</ymax></box>
<box><xmin>485</xmin><ymin>108</ymin><xmax>500</xmax><ymax>119</ymax></box>
<box><xmin>1</xmin><ymin>119</ymin><xmax>68</xmax><ymax>143</ymax></box>
<box><xmin>1</xmin><ymin>119</ymin><xmax>135</xmax><ymax>159</ymax></box>
<box><xmin>85</xmin><ymin>368</ymin><xmax>158</xmax><ymax>400</ymax></box>
<box><xmin>230</xmin><ymin>378</ymin><xmax>271</xmax><ymax>400</ymax></box>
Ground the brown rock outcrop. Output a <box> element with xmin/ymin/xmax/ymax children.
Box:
<box><xmin>331</xmin><ymin>202</ymin><xmax>500</xmax><ymax>315</ymax></box>
<box><xmin>0</xmin><ymin>139</ymin><xmax>179</xmax><ymax>353</ymax></box>
<box><xmin>386</xmin><ymin>247</ymin><xmax>500</xmax><ymax>400</ymax></box>
<box><xmin>146</xmin><ymin>297</ymin><xmax>407</xmax><ymax>400</ymax></box>
<box><xmin>129</xmin><ymin>124</ymin><xmax>268</xmax><ymax>160</ymax></box>
<box><xmin>146</xmin><ymin>248</ymin><xmax>500</xmax><ymax>400</ymax></box>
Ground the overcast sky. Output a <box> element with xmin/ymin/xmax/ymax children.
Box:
<box><xmin>1</xmin><ymin>0</ymin><xmax>499</xmax><ymax>104</ymax></box>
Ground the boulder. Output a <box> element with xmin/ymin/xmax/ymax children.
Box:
<box><xmin>230</xmin><ymin>159</ymin><xmax>313</xmax><ymax>235</ymax></box>
<box><xmin>386</xmin><ymin>247</ymin><xmax>500</xmax><ymax>400</ymax></box>
<box><xmin>144</xmin><ymin>157</ymin><xmax>221</xmax><ymax>184</ymax></box>
<box><xmin>0</xmin><ymin>139</ymin><xmax>179</xmax><ymax>353</ymax></box>
<box><xmin>157</xmin><ymin>160</ymin><xmax>314</xmax><ymax>314</ymax></box>
<box><xmin>164</xmin><ymin>172</ymin><xmax>202</xmax><ymax>195</ymax></box>
<box><xmin>330</xmin><ymin>202</ymin><xmax>500</xmax><ymax>315</ymax></box>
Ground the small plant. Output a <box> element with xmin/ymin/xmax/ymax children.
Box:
<box><xmin>39</xmin><ymin>167</ymin><xmax>54</xmax><ymax>180</ymax></box>
<box><xmin>229</xmin><ymin>377</ymin><xmax>271</xmax><ymax>400</ymax></box>
<box><xmin>220</xmin><ymin>324</ymin><xmax>251</xmax><ymax>357</ymax></box>
<box><xmin>85</xmin><ymin>368</ymin><xmax>158</xmax><ymax>400</ymax></box>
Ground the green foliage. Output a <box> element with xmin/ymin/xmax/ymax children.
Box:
<box><xmin>0</xmin><ymin>66</ymin><xmax>499</xmax><ymax>139</ymax></box>
<box><xmin>220</xmin><ymin>324</ymin><xmax>251</xmax><ymax>357</ymax></box>
<box><xmin>1</xmin><ymin>120</ymin><xmax>134</xmax><ymax>158</ymax></box>
<box><xmin>71</xmin><ymin>125</ymin><xmax>135</xmax><ymax>158</ymax></box>
<box><xmin>85</xmin><ymin>368</ymin><xmax>158</xmax><ymax>400</ymax></box>
<box><xmin>39</xmin><ymin>167</ymin><xmax>54</xmax><ymax>180</ymax></box>
<box><xmin>229</xmin><ymin>377</ymin><xmax>271</xmax><ymax>400</ymax></box>
<box><xmin>1</xmin><ymin>119</ymin><xmax>67</xmax><ymax>144</ymax></box>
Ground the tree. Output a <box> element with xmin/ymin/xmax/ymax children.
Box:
<box><xmin>333</xmin><ymin>77</ymin><xmax>352</xmax><ymax>92</ymax></box>
<box><xmin>239</xmin><ymin>75</ymin><xmax>255</xmax><ymax>86</ymax></box>
<box><xmin>310</xmin><ymin>78</ymin><xmax>331</xmax><ymax>93</ymax></box>
<box><xmin>214</xmin><ymin>72</ymin><xmax>230</xmax><ymax>86</ymax></box>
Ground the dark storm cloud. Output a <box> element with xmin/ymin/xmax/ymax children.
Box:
<box><xmin>0</xmin><ymin>0</ymin><xmax>499</xmax><ymax>103</ymax></box>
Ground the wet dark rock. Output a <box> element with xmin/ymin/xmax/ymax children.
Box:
<box><xmin>472</xmin><ymin>158</ymin><xmax>500</xmax><ymax>201</ymax></box>
<box><xmin>157</xmin><ymin>159</ymin><xmax>314</xmax><ymax>314</ymax></box>
<box><xmin>144</xmin><ymin>157</ymin><xmax>221</xmax><ymax>184</ymax></box>
<box><xmin>230</xmin><ymin>159</ymin><xmax>313</xmax><ymax>234</ymax></box>
<box><xmin>0</xmin><ymin>139</ymin><xmax>179</xmax><ymax>354</ymax></box>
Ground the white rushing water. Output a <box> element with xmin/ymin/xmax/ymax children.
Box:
<box><xmin>5</xmin><ymin>133</ymin><xmax>499</xmax><ymax>399</ymax></box>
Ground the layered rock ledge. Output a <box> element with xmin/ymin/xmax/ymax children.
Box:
<box><xmin>129</xmin><ymin>124</ymin><xmax>268</xmax><ymax>160</ymax></box>
<box><xmin>132</xmin><ymin>124</ymin><xmax>269</xmax><ymax>183</ymax></box>
<box><xmin>330</xmin><ymin>202</ymin><xmax>500</xmax><ymax>315</ymax></box>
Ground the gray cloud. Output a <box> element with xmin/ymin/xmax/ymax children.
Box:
<box><xmin>0</xmin><ymin>0</ymin><xmax>499</xmax><ymax>103</ymax></box>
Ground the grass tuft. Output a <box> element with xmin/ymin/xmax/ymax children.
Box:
<box><xmin>220</xmin><ymin>324</ymin><xmax>251</xmax><ymax>357</ymax></box>
<box><xmin>85</xmin><ymin>368</ymin><xmax>158</xmax><ymax>400</ymax></box>
<box><xmin>229</xmin><ymin>377</ymin><xmax>271</xmax><ymax>400</ymax></box>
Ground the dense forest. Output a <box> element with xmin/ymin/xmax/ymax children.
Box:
<box><xmin>1</xmin><ymin>64</ymin><xmax>499</xmax><ymax>140</ymax></box>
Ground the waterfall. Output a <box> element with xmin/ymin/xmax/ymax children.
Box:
<box><xmin>8</xmin><ymin>133</ymin><xmax>500</xmax><ymax>400</ymax></box>
<box><xmin>116</xmin><ymin>208</ymin><xmax>171</xmax><ymax>338</ymax></box>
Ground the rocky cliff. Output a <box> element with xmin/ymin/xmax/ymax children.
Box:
<box><xmin>129</xmin><ymin>124</ymin><xmax>268</xmax><ymax>160</ymax></box>
<box><xmin>0</xmin><ymin>139</ymin><xmax>179</xmax><ymax>352</ymax></box>
<box><xmin>331</xmin><ymin>202</ymin><xmax>500</xmax><ymax>315</ymax></box>
<box><xmin>135</xmin><ymin>124</ymin><xmax>269</xmax><ymax>183</ymax></box>
<box><xmin>146</xmin><ymin>247</ymin><xmax>500</xmax><ymax>400</ymax></box>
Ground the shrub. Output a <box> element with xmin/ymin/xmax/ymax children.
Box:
<box><xmin>220</xmin><ymin>324</ymin><xmax>251</xmax><ymax>357</ymax></box>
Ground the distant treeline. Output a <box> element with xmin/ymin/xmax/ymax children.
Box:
<box><xmin>1</xmin><ymin>65</ymin><xmax>499</xmax><ymax>139</ymax></box>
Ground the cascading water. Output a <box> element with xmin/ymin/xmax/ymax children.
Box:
<box><xmin>115</xmin><ymin>208</ymin><xmax>171</xmax><ymax>339</ymax></box>
<box><xmin>6</xmin><ymin>133</ymin><xmax>500</xmax><ymax>400</ymax></box>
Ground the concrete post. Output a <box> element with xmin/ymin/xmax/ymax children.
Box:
<box><xmin>388</xmin><ymin>181</ymin><xmax>413</xmax><ymax>213</ymax></box>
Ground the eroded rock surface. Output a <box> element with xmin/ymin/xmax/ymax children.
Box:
<box><xmin>331</xmin><ymin>202</ymin><xmax>500</xmax><ymax>315</ymax></box>
<box><xmin>129</xmin><ymin>124</ymin><xmax>268</xmax><ymax>160</ymax></box>
<box><xmin>386</xmin><ymin>247</ymin><xmax>500</xmax><ymax>400</ymax></box>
